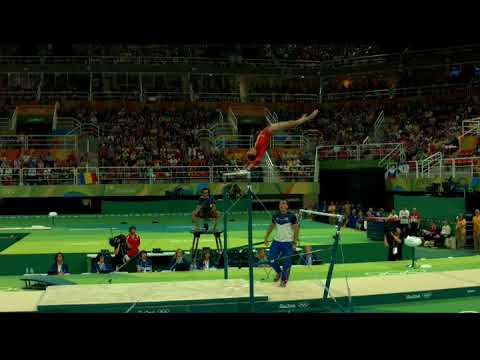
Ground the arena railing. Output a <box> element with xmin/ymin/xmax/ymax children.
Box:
<box><xmin>92</xmin><ymin>91</ymin><xmax>141</xmax><ymax>100</ymax></box>
<box><xmin>461</xmin><ymin>117</ymin><xmax>480</xmax><ymax>138</ymax></box>
<box><xmin>0</xmin><ymin>118</ymin><xmax>10</xmax><ymax>133</ymax></box>
<box><xmin>388</xmin><ymin>156</ymin><xmax>480</xmax><ymax>179</ymax></box>
<box><xmin>0</xmin><ymin>135</ymin><xmax>78</xmax><ymax>151</ymax></box>
<box><xmin>274</xmin><ymin>165</ymin><xmax>315</xmax><ymax>182</ymax></box>
<box><xmin>0</xmin><ymin>167</ymin><xmax>21</xmax><ymax>185</ymax></box>
<box><xmin>0</xmin><ymin>165</ymin><xmax>315</xmax><ymax>186</ymax></box>
<box><xmin>248</xmin><ymin>93</ymin><xmax>320</xmax><ymax>103</ymax></box>
<box><xmin>215</xmin><ymin>135</ymin><xmax>253</xmax><ymax>149</ymax></box>
<box><xmin>143</xmin><ymin>91</ymin><xmax>190</xmax><ymax>101</ymax></box>
<box><xmin>20</xmin><ymin>167</ymin><xmax>77</xmax><ymax>186</ymax></box>
<box><xmin>196</xmin><ymin>93</ymin><xmax>241</xmax><ymax>102</ymax></box>
<box><xmin>41</xmin><ymin>91</ymin><xmax>90</xmax><ymax>100</ymax></box>
<box><xmin>1</xmin><ymin>43</ymin><xmax>479</xmax><ymax>67</ymax></box>
<box><xmin>315</xmin><ymin>143</ymin><xmax>405</xmax><ymax>162</ymax></box>
<box><xmin>271</xmin><ymin>134</ymin><xmax>305</xmax><ymax>148</ymax></box>
<box><xmin>0</xmin><ymin>91</ymin><xmax>38</xmax><ymax>100</ymax></box>
<box><xmin>316</xmin><ymin>145</ymin><xmax>361</xmax><ymax>161</ymax></box>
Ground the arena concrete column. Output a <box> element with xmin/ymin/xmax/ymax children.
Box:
<box><xmin>239</xmin><ymin>75</ymin><xmax>249</xmax><ymax>103</ymax></box>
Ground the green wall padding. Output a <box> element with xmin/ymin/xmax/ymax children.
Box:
<box><xmin>0</xmin><ymin>253</ymin><xmax>87</xmax><ymax>275</ymax></box>
<box><xmin>393</xmin><ymin>195</ymin><xmax>465</xmax><ymax>225</ymax></box>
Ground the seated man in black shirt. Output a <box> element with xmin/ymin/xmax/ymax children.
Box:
<box><xmin>192</xmin><ymin>188</ymin><xmax>220</xmax><ymax>231</ymax></box>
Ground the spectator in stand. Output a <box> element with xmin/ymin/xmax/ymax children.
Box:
<box><xmin>197</xmin><ymin>249</ymin><xmax>216</xmax><ymax>270</ymax></box>
<box><xmin>136</xmin><ymin>251</ymin><xmax>153</xmax><ymax>272</ymax></box>
<box><xmin>438</xmin><ymin>219</ymin><xmax>452</xmax><ymax>248</ymax></box>
<box><xmin>92</xmin><ymin>253</ymin><xmax>112</xmax><ymax>273</ymax></box>
<box><xmin>409</xmin><ymin>208</ymin><xmax>421</xmax><ymax>236</ymax></box>
<box><xmin>48</xmin><ymin>252</ymin><xmax>70</xmax><ymax>275</ymax></box>
<box><xmin>473</xmin><ymin>209</ymin><xmax>480</xmax><ymax>252</ymax></box>
<box><xmin>384</xmin><ymin>227</ymin><xmax>403</xmax><ymax>261</ymax></box>
<box><xmin>327</xmin><ymin>201</ymin><xmax>336</xmax><ymax>225</ymax></box>
<box><xmin>456</xmin><ymin>214</ymin><xmax>467</xmax><ymax>249</ymax></box>
<box><xmin>398</xmin><ymin>207</ymin><xmax>410</xmax><ymax>236</ymax></box>
<box><xmin>126</xmin><ymin>226</ymin><xmax>141</xmax><ymax>260</ymax></box>
<box><xmin>357</xmin><ymin>209</ymin><xmax>366</xmax><ymax>230</ymax></box>
<box><xmin>344</xmin><ymin>201</ymin><xmax>352</xmax><ymax>216</ymax></box>
<box><xmin>169</xmin><ymin>249</ymin><xmax>190</xmax><ymax>271</ymax></box>
<box><xmin>422</xmin><ymin>221</ymin><xmax>439</xmax><ymax>247</ymax></box>
<box><xmin>254</xmin><ymin>248</ymin><xmax>269</xmax><ymax>267</ymax></box>
<box><xmin>348</xmin><ymin>209</ymin><xmax>359</xmax><ymax>229</ymax></box>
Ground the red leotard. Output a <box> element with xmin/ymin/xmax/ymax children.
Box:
<box><xmin>247</xmin><ymin>127</ymin><xmax>273</xmax><ymax>168</ymax></box>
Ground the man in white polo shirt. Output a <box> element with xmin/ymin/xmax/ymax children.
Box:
<box><xmin>264</xmin><ymin>200</ymin><xmax>299</xmax><ymax>288</ymax></box>
<box><xmin>399</xmin><ymin>207</ymin><xmax>410</xmax><ymax>237</ymax></box>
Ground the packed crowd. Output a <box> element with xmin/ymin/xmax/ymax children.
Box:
<box><xmin>69</xmin><ymin>43</ymin><xmax>381</xmax><ymax>62</ymax></box>
<box><xmin>95</xmin><ymin>106</ymin><xmax>222</xmax><ymax>168</ymax></box>
<box><xmin>0</xmin><ymin>149</ymin><xmax>82</xmax><ymax>185</ymax></box>
<box><xmin>275</xmin><ymin>97</ymin><xmax>480</xmax><ymax>161</ymax></box>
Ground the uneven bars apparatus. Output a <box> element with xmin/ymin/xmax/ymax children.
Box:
<box><xmin>299</xmin><ymin>209</ymin><xmax>344</xmax><ymax>305</ymax></box>
<box><xmin>222</xmin><ymin>169</ymin><xmax>255</xmax><ymax>313</ymax></box>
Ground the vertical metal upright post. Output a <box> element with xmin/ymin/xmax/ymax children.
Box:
<box><xmin>247</xmin><ymin>185</ymin><xmax>255</xmax><ymax>313</ymax></box>
<box><xmin>322</xmin><ymin>216</ymin><xmax>341</xmax><ymax>306</ymax></box>
<box><xmin>222</xmin><ymin>186</ymin><xmax>229</xmax><ymax>280</ymax></box>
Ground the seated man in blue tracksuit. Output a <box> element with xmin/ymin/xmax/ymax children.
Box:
<box><xmin>299</xmin><ymin>245</ymin><xmax>322</xmax><ymax>266</ymax></box>
<box><xmin>264</xmin><ymin>200</ymin><xmax>299</xmax><ymax>287</ymax></box>
<box><xmin>136</xmin><ymin>251</ymin><xmax>153</xmax><ymax>272</ymax></box>
<box><xmin>91</xmin><ymin>253</ymin><xmax>113</xmax><ymax>273</ymax></box>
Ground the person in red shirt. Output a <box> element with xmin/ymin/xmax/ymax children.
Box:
<box><xmin>409</xmin><ymin>208</ymin><xmax>421</xmax><ymax>236</ymax></box>
<box><xmin>246</xmin><ymin>109</ymin><xmax>319</xmax><ymax>170</ymax></box>
<box><xmin>126</xmin><ymin>226</ymin><xmax>141</xmax><ymax>259</ymax></box>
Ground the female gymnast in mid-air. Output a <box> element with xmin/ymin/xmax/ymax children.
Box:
<box><xmin>245</xmin><ymin>109</ymin><xmax>319</xmax><ymax>170</ymax></box>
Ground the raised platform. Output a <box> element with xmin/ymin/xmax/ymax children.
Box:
<box><xmin>37</xmin><ymin>279</ymin><xmax>268</xmax><ymax>313</ymax></box>
<box><xmin>32</xmin><ymin>269</ymin><xmax>480</xmax><ymax>313</ymax></box>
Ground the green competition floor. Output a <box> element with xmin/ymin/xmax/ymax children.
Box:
<box><xmin>1</xmin><ymin>256</ymin><xmax>479</xmax><ymax>292</ymax></box>
<box><xmin>356</xmin><ymin>296</ymin><xmax>480</xmax><ymax>313</ymax></box>
<box><xmin>0</xmin><ymin>213</ymin><xmax>370</xmax><ymax>255</ymax></box>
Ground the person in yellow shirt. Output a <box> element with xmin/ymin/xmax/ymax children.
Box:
<box><xmin>327</xmin><ymin>201</ymin><xmax>336</xmax><ymax>225</ymax></box>
<box><xmin>456</xmin><ymin>214</ymin><xmax>467</xmax><ymax>249</ymax></box>
<box><xmin>344</xmin><ymin>201</ymin><xmax>352</xmax><ymax>217</ymax></box>
<box><xmin>473</xmin><ymin>209</ymin><xmax>480</xmax><ymax>252</ymax></box>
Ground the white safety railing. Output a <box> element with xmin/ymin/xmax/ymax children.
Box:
<box><xmin>0</xmin><ymin>118</ymin><xmax>10</xmax><ymax>133</ymax></box>
<box><xmin>316</xmin><ymin>144</ymin><xmax>360</xmax><ymax>161</ymax></box>
<box><xmin>271</xmin><ymin>134</ymin><xmax>305</xmax><ymax>148</ymax></box>
<box><xmin>359</xmin><ymin>143</ymin><xmax>403</xmax><ymax>161</ymax></box>
<box><xmin>0</xmin><ymin>135</ymin><xmax>78</xmax><ymax>151</ymax></box>
<box><xmin>275</xmin><ymin>165</ymin><xmax>315</xmax><ymax>182</ymax></box>
<box><xmin>264</xmin><ymin>108</ymin><xmax>278</xmax><ymax>125</ymax></box>
<box><xmin>315</xmin><ymin>143</ymin><xmax>404</xmax><ymax>162</ymax></box>
<box><xmin>393</xmin><ymin>157</ymin><xmax>480</xmax><ymax>179</ymax></box>
<box><xmin>21</xmin><ymin>167</ymin><xmax>77</xmax><ymax>186</ymax></box>
<box><xmin>215</xmin><ymin>135</ymin><xmax>253</xmax><ymax>149</ymax></box>
<box><xmin>143</xmin><ymin>91</ymin><xmax>189</xmax><ymax>101</ymax></box>
<box><xmin>420</xmin><ymin>152</ymin><xmax>443</xmax><ymax>178</ymax></box>
<box><xmin>0</xmin><ymin>164</ymin><xmax>315</xmax><ymax>185</ymax></box>
<box><xmin>460</xmin><ymin>117</ymin><xmax>480</xmax><ymax>138</ymax></box>
<box><xmin>227</xmin><ymin>107</ymin><xmax>239</xmax><ymax>133</ymax></box>
<box><xmin>373</xmin><ymin>110</ymin><xmax>385</xmax><ymax>141</ymax></box>
<box><xmin>0</xmin><ymin>167</ymin><xmax>21</xmax><ymax>185</ymax></box>
<box><xmin>42</xmin><ymin>91</ymin><xmax>91</xmax><ymax>100</ymax></box>
<box><xmin>264</xmin><ymin>151</ymin><xmax>275</xmax><ymax>182</ymax></box>
<box><xmin>0</xmin><ymin>135</ymin><xmax>26</xmax><ymax>149</ymax></box>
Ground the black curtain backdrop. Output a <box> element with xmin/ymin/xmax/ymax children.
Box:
<box><xmin>319</xmin><ymin>169</ymin><xmax>387</xmax><ymax>209</ymax></box>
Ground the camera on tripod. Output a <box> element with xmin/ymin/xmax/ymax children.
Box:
<box><xmin>109</xmin><ymin>234</ymin><xmax>126</xmax><ymax>248</ymax></box>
